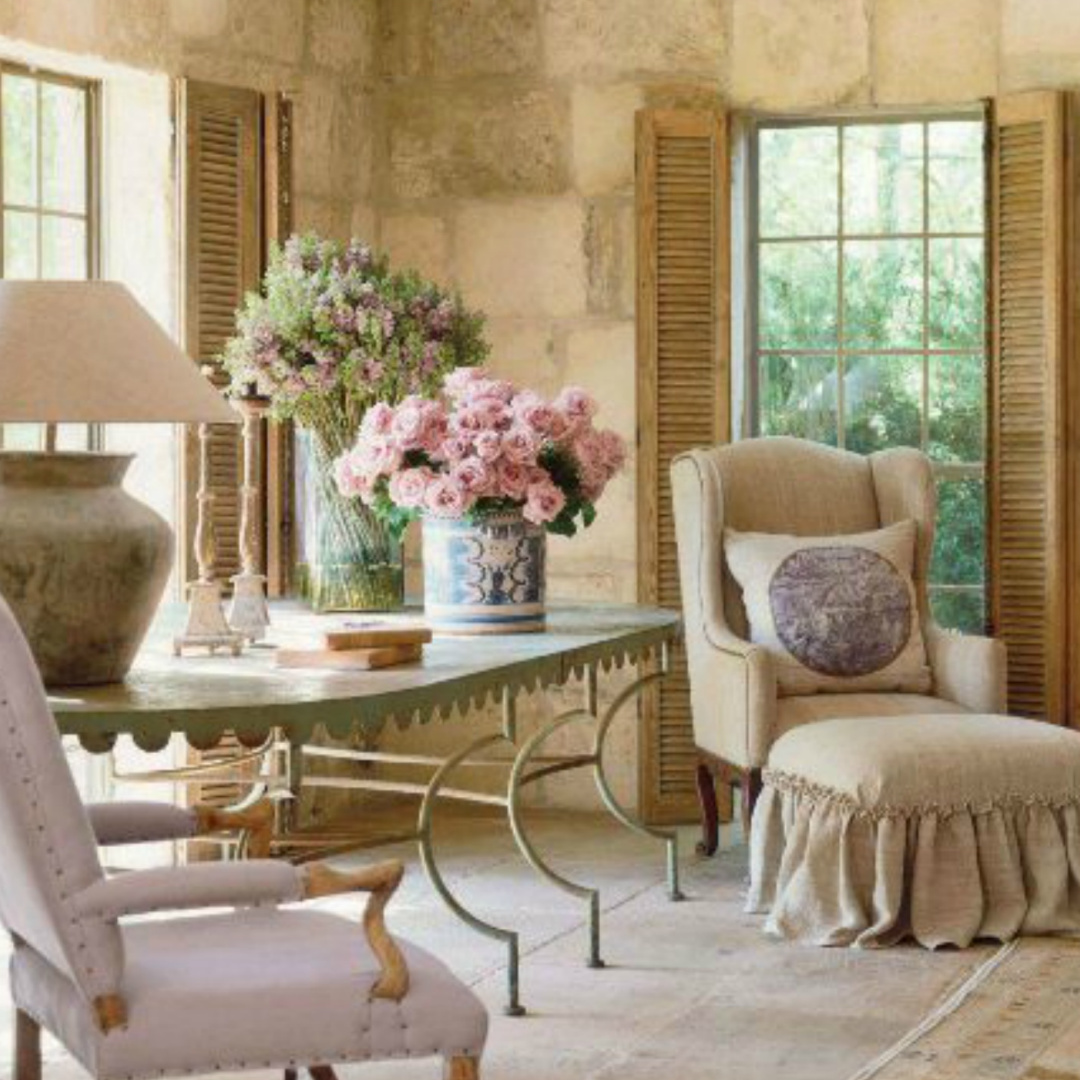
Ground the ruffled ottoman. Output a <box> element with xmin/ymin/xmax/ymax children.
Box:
<box><xmin>747</xmin><ymin>713</ymin><xmax>1080</xmax><ymax>948</ymax></box>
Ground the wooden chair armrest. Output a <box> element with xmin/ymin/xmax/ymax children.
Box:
<box><xmin>192</xmin><ymin>802</ymin><xmax>275</xmax><ymax>858</ymax></box>
<box><xmin>302</xmin><ymin>860</ymin><xmax>409</xmax><ymax>1001</ymax></box>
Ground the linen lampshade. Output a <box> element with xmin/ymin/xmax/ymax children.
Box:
<box><xmin>0</xmin><ymin>281</ymin><xmax>237</xmax><ymax>424</ymax></box>
<box><xmin>0</xmin><ymin>280</ymin><xmax>240</xmax><ymax>687</ymax></box>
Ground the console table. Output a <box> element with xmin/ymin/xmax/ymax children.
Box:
<box><xmin>49</xmin><ymin>602</ymin><xmax>682</xmax><ymax>1015</ymax></box>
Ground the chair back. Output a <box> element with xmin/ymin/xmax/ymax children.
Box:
<box><xmin>693</xmin><ymin>437</ymin><xmax>931</xmax><ymax>638</ymax></box>
<box><xmin>0</xmin><ymin>594</ymin><xmax>121</xmax><ymax>1003</ymax></box>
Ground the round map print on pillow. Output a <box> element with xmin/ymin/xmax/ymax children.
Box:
<box><xmin>767</xmin><ymin>546</ymin><xmax>913</xmax><ymax>677</ymax></box>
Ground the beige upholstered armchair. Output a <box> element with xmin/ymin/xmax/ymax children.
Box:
<box><xmin>0</xmin><ymin>595</ymin><xmax>487</xmax><ymax>1080</ymax></box>
<box><xmin>670</xmin><ymin>437</ymin><xmax>1007</xmax><ymax>854</ymax></box>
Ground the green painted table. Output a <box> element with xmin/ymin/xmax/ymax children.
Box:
<box><xmin>49</xmin><ymin>602</ymin><xmax>683</xmax><ymax>1015</ymax></box>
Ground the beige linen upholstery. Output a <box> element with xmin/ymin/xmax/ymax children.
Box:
<box><xmin>670</xmin><ymin>437</ymin><xmax>1006</xmax><ymax>770</ymax></box>
<box><xmin>775</xmin><ymin>692</ymin><xmax>968</xmax><ymax>740</ymax></box>
<box><xmin>748</xmin><ymin>714</ymin><xmax>1080</xmax><ymax>948</ymax></box>
<box><xmin>0</xmin><ymin>593</ymin><xmax>487</xmax><ymax>1079</ymax></box>
<box><xmin>86</xmin><ymin>803</ymin><xmax>198</xmax><ymax>846</ymax></box>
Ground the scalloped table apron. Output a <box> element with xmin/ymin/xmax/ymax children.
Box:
<box><xmin>49</xmin><ymin>601</ymin><xmax>683</xmax><ymax>1016</ymax></box>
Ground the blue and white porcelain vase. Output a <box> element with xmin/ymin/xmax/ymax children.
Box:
<box><xmin>422</xmin><ymin>511</ymin><xmax>546</xmax><ymax>634</ymax></box>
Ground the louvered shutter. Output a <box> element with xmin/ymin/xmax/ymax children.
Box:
<box><xmin>636</xmin><ymin>109</ymin><xmax>731</xmax><ymax>823</ymax></box>
<box><xmin>989</xmin><ymin>91</ymin><xmax>1068</xmax><ymax>723</ymax></box>
<box><xmin>178</xmin><ymin>80</ymin><xmax>263</xmax><ymax>588</ymax></box>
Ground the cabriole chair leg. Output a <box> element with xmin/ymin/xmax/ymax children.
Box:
<box><xmin>741</xmin><ymin>768</ymin><xmax>763</xmax><ymax>838</ymax></box>
<box><xmin>284</xmin><ymin>1070</ymin><xmax>298</xmax><ymax>1080</ymax></box>
<box><xmin>308</xmin><ymin>1067</ymin><xmax>339</xmax><ymax>1080</ymax></box>
<box><xmin>445</xmin><ymin>1056</ymin><xmax>481</xmax><ymax>1079</ymax></box>
<box><xmin>695</xmin><ymin>761</ymin><xmax>720</xmax><ymax>856</ymax></box>
<box><xmin>14</xmin><ymin>1010</ymin><xmax>41</xmax><ymax>1080</ymax></box>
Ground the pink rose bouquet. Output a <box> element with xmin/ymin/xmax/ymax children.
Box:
<box><xmin>335</xmin><ymin>367</ymin><xmax>627</xmax><ymax>537</ymax></box>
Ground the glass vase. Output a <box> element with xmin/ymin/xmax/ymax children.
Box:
<box><xmin>295</xmin><ymin>431</ymin><xmax>404</xmax><ymax>613</ymax></box>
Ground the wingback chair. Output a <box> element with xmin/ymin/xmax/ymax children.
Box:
<box><xmin>670</xmin><ymin>436</ymin><xmax>1007</xmax><ymax>855</ymax></box>
<box><xmin>0</xmin><ymin>595</ymin><xmax>487</xmax><ymax>1080</ymax></box>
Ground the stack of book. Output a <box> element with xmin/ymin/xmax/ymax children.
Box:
<box><xmin>274</xmin><ymin>623</ymin><xmax>432</xmax><ymax>670</ymax></box>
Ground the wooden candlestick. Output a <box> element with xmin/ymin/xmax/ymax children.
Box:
<box><xmin>228</xmin><ymin>398</ymin><xmax>271</xmax><ymax>642</ymax></box>
<box><xmin>174</xmin><ymin>422</ymin><xmax>244</xmax><ymax>657</ymax></box>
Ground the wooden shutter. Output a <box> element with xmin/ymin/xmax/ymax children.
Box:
<box><xmin>637</xmin><ymin>109</ymin><xmax>730</xmax><ymax>823</ymax></box>
<box><xmin>178</xmin><ymin>79</ymin><xmax>263</xmax><ymax>588</ymax></box>
<box><xmin>989</xmin><ymin>91</ymin><xmax>1069</xmax><ymax>723</ymax></box>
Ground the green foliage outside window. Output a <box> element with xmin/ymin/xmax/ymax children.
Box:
<box><xmin>755</xmin><ymin>119</ymin><xmax>987</xmax><ymax>633</ymax></box>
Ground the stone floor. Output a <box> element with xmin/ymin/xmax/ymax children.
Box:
<box><xmin>0</xmin><ymin>808</ymin><xmax>991</xmax><ymax>1080</ymax></box>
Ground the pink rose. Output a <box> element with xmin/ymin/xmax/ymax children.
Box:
<box><xmin>333</xmin><ymin>453</ymin><xmax>377</xmax><ymax>503</ymax></box>
<box><xmin>436</xmin><ymin>434</ymin><xmax>472</xmax><ymax>462</ymax></box>
<box><xmin>424</xmin><ymin>476</ymin><xmax>472</xmax><ymax>519</ymax></box>
<box><xmin>356</xmin><ymin>437</ymin><xmax>403</xmax><ymax>477</ymax></box>
<box><xmin>391</xmin><ymin>396</ymin><xmax>430</xmax><ymax>450</ymax></box>
<box><xmin>465</xmin><ymin>377</ymin><xmax>515</xmax><ymax>404</ymax></box>
<box><xmin>444</xmin><ymin>366</ymin><xmax>488</xmax><ymax>400</ymax></box>
<box><xmin>596</xmin><ymin>428</ymin><xmax>627</xmax><ymax>475</ymax></box>
<box><xmin>362</xmin><ymin>401</ymin><xmax>394</xmax><ymax>436</ymax></box>
<box><xmin>554</xmin><ymin>386</ymin><xmax>598</xmax><ymax>434</ymax></box>
<box><xmin>512</xmin><ymin>390</ymin><xmax>558</xmax><ymax>436</ymax></box>
<box><xmin>572</xmin><ymin>429</ymin><xmax>606</xmax><ymax>479</ymax></box>
<box><xmin>497</xmin><ymin>460</ymin><xmax>532</xmax><ymax>500</ymax></box>
<box><xmin>389</xmin><ymin>467</ymin><xmax>434</xmax><ymax>510</ymax></box>
<box><xmin>452</xmin><ymin>457</ymin><xmax>493</xmax><ymax>495</ymax></box>
<box><xmin>502</xmin><ymin>424</ymin><xmax>541</xmax><ymax>465</ymax></box>
<box><xmin>473</xmin><ymin>430</ymin><xmax>502</xmax><ymax>462</ymax></box>
<box><xmin>523</xmin><ymin>477</ymin><xmax>566</xmax><ymax>525</ymax></box>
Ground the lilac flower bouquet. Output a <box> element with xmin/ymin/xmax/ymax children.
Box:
<box><xmin>221</xmin><ymin>234</ymin><xmax>488</xmax><ymax>610</ymax></box>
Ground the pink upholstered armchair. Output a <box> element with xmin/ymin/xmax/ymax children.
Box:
<box><xmin>0</xmin><ymin>595</ymin><xmax>487</xmax><ymax>1080</ymax></box>
<box><xmin>670</xmin><ymin>437</ymin><xmax>1007</xmax><ymax>855</ymax></box>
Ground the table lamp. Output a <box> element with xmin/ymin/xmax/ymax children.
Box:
<box><xmin>0</xmin><ymin>281</ymin><xmax>239</xmax><ymax>686</ymax></box>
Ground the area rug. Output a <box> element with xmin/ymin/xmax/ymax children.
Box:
<box><xmin>852</xmin><ymin>938</ymin><xmax>1080</xmax><ymax>1080</ymax></box>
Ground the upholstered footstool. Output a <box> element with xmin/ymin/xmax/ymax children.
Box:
<box><xmin>747</xmin><ymin>713</ymin><xmax>1080</xmax><ymax>948</ymax></box>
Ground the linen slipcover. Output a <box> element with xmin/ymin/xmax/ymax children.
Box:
<box><xmin>747</xmin><ymin>713</ymin><xmax>1080</xmax><ymax>948</ymax></box>
<box><xmin>670</xmin><ymin>437</ymin><xmax>1007</xmax><ymax>770</ymax></box>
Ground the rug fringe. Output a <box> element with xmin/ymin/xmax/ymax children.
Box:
<box><xmin>843</xmin><ymin>940</ymin><xmax>1019</xmax><ymax>1080</ymax></box>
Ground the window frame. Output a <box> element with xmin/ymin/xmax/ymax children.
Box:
<box><xmin>743</xmin><ymin>106</ymin><xmax>990</xmax><ymax>625</ymax></box>
<box><xmin>0</xmin><ymin>58</ymin><xmax>101</xmax><ymax>450</ymax></box>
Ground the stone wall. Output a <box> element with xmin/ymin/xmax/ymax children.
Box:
<box><xmin>0</xmin><ymin>0</ymin><xmax>379</xmax><ymax>239</ymax></box>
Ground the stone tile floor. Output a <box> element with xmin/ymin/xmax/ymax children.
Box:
<box><xmin>0</xmin><ymin>808</ymin><xmax>989</xmax><ymax>1080</ymax></box>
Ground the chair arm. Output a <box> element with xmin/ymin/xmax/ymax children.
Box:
<box><xmin>73</xmin><ymin>860</ymin><xmax>305</xmax><ymax>921</ymax></box>
<box><xmin>85</xmin><ymin>801</ymin><xmax>274</xmax><ymax>857</ymax></box>
<box><xmin>87</xmin><ymin>802</ymin><xmax>199</xmax><ymax>846</ymax></box>
<box><xmin>926</xmin><ymin>626</ymin><xmax>1007</xmax><ymax>713</ymax></box>
<box><xmin>302</xmin><ymin>861</ymin><xmax>409</xmax><ymax>1001</ymax></box>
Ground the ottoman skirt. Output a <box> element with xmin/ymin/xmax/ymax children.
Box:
<box><xmin>746</xmin><ymin>713</ymin><xmax>1080</xmax><ymax>948</ymax></box>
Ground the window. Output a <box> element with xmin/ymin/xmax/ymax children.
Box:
<box><xmin>0</xmin><ymin>61</ymin><xmax>98</xmax><ymax>451</ymax></box>
<box><xmin>748</xmin><ymin>114</ymin><xmax>987</xmax><ymax>633</ymax></box>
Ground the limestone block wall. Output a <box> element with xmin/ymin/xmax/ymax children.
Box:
<box><xmin>0</xmin><ymin>0</ymin><xmax>379</xmax><ymax>239</ymax></box>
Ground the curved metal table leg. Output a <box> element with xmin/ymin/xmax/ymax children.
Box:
<box><xmin>417</xmin><ymin>732</ymin><xmax>527</xmax><ymax>1016</ymax></box>
<box><xmin>507</xmin><ymin>709</ymin><xmax>606</xmax><ymax>969</ymax></box>
<box><xmin>594</xmin><ymin>667</ymin><xmax>685</xmax><ymax>901</ymax></box>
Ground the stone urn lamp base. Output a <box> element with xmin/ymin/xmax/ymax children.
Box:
<box><xmin>0</xmin><ymin>451</ymin><xmax>173</xmax><ymax>687</ymax></box>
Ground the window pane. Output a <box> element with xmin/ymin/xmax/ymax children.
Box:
<box><xmin>931</xmin><ymin>588</ymin><xmax>985</xmax><ymax>634</ymax></box>
<box><xmin>843</xmin><ymin>238</ymin><xmax>923</xmax><ymax>347</ymax></box>
<box><xmin>929</xmin><ymin>237</ymin><xmax>984</xmax><ymax>348</ymax></box>
<box><xmin>1</xmin><ymin>424</ymin><xmax>41</xmax><ymax>449</ymax></box>
<box><xmin>41</xmin><ymin>81</ymin><xmax>86</xmax><ymax>214</ymax></box>
<box><xmin>4</xmin><ymin>210</ymin><xmax>38</xmax><ymax>278</ymax></box>
<box><xmin>843</xmin><ymin>354</ymin><xmax>922</xmax><ymax>454</ymax></box>
<box><xmin>758</xmin><ymin>126</ymin><xmax>838</xmax><ymax>238</ymax></box>
<box><xmin>929</xmin><ymin>354</ymin><xmax>985</xmax><ymax>463</ymax></box>
<box><xmin>928</xmin><ymin>121</ymin><xmax>984</xmax><ymax>233</ymax></box>
<box><xmin>2</xmin><ymin>74</ymin><xmax>36</xmax><ymax>206</ymax></box>
<box><xmin>758</xmin><ymin>354</ymin><xmax>838</xmax><ymax>444</ymax></box>
<box><xmin>42</xmin><ymin>215</ymin><xmax>86</xmax><ymax>278</ymax></box>
<box><xmin>843</xmin><ymin>122</ymin><xmax>923</xmax><ymax>235</ymax></box>
<box><xmin>930</xmin><ymin>478</ymin><xmax>985</xmax><ymax>586</ymax></box>
<box><xmin>759</xmin><ymin>240</ymin><xmax>838</xmax><ymax>349</ymax></box>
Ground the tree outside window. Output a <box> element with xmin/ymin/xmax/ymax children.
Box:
<box><xmin>751</xmin><ymin>115</ymin><xmax>987</xmax><ymax>632</ymax></box>
<box><xmin>0</xmin><ymin>62</ymin><xmax>97</xmax><ymax>451</ymax></box>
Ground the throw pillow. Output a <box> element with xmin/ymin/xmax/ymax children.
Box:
<box><xmin>723</xmin><ymin>519</ymin><xmax>932</xmax><ymax>695</ymax></box>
